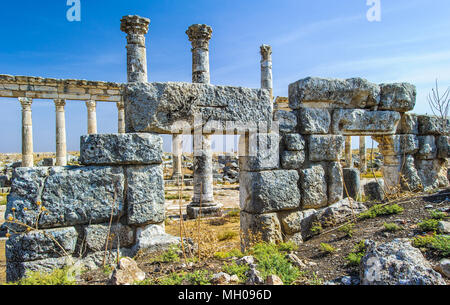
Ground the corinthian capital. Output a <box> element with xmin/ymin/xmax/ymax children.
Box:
<box><xmin>260</xmin><ymin>44</ymin><xmax>272</xmax><ymax>61</ymax></box>
<box><xmin>120</xmin><ymin>15</ymin><xmax>150</xmax><ymax>36</ymax></box>
<box><xmin>186</xmin><ymin>24</ymin><xmax>213</xmax><ymax>49</ymax></box>
<box><xmin>19</xmin><ymin>97</ymin><xmax>33</xmax><ymax>109</ymax></box>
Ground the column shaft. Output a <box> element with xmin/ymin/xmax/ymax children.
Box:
<box><xmin>359</xmin><ymin>136</ymin><xmax>366</xmax><ymax>172</ymax></box>
<box><xmin>86</xmin><ymin>100</ymin><xmax>97</xmax><ymax>134</ymax></box>
<box><xmin>19</xmin><ymin>97</ymin><xmax>33</xmax><ymax>167</ymax></box>
<box><xmin>172</xmin><ymin>134</ymin><xmax>183</xmax><ymax>180</ymax></box>
<box><xmin>192</xmin><ymin>134</ymin><xmax>214</xmax><ymax>205</ymax></box>
<box><xmin>54</xmin><ymin>99</ymin><xmax>67</xmax><ymax>166</ymax></box>
<box><xmin>117</xmin><ymin>101</ymin><xmax>125</xmax><ymax>133</ymax></box>
<box><xmin>260</xmin><ymin>44</ymin><xmax>273</xmax><ymax>101</ymax></box>
<box><xmin>345</xmin><ymin>136</ymin><xmax>352</xmax><ymax>168</ymax></box>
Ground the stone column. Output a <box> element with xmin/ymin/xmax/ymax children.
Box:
<box><xmin>359</xmin><ymin>136</ymin><xmax>366</xmax><ymax>172</ymax></box>
<box><xmin>85</xmin><ymin>100</ymin><xmax>97</xmax><ymax>134</ymax></box>
<box><xmin>186</xmin><ymin>24</ymin><xmax>221</xmax><ymax>219</ymax></box>
<box><xmin>19</xmin><ymin>97</ymin><xmax>34</xmax><ymax>167</ymax></box>
<box><xmin>172</xmin><ymin>134</ymin><xmax>183</xmax><ymax>180</ymax></box>
<box><xmin>120</xmin><ymin>15</ymin><xmax>150</xmax><ymax>83</ymax></box>
<box><xmin>375</xmin><ymin>135</ymin><xmax>401</xmax><ymax>193</ymax></box>
<box><xmin>116</xmin><ymin>101</ymin><xmax>125</xmax><ymax>133</ymax></box>
<box><xmin>260</xmin><ymin>44</ymin><xmax>273</xmax><ymax>101</ymax></box>
<box><xmin>345</xmin><ymin>136</ymin><xmax>352</xmax><ymax>168</ymax></box>
<box><xmin>54</xmin><ymin>99</ymin><xmax>67</xmax><ymax>166</ymax></box>
<box><xmin>186</xmin><ymin>24</ymin><xmax>212</xmax><ymax>84</ymax></box>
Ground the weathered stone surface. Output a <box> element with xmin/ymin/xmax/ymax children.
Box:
<box><xmin>436</xmin><ymin>136</ymin><xmax>450</xmax><ymax>159</ymax></box>
<box><xmin>82</xmin><ymin>248</ymin><xmax>133</xmax><ymax>270</ymax></box>
<box><xmin>308</xmin><ymin>135</ymin><xmax>345</xmax><ymax>161</ymax></box>
<box><xmin>284</xmin><ymin>134</ymin><xmax>305</xmax><ymax>151</ymax></box>
<box><xmin>239</xmin><ymin>133</ymin><xmax>279</xmax><ymax>171</ymax></box>
<box><xmin>438</xmin><ymin>259</ymin><xmax>450</xmax><ymax>278</ymax></box>
<box><xmin>6</xmin><ymin>166</ymin><xmax>125</xmax><ymax>231</ymax></box>
<box><xmin>274</xmin><ymin>110</ymin><xmax>297</xmax><ymax>133</ymax></box>
<box><xmin>360</xmin><ymin>239</ymin><xmax>446</xmax><ymax>285</ymax></box>
<box><xmin>6</xmin><ymin>227</ymin><xmax>78</xmax><ymax>262</ymax></box>
<box><xmin>132</xmin><ymin>224</ymin><xmax>180</xmax><ymax>255</ymax></box>
<box><xmin>280</xmin><ymin>151</ymin><xmax>305</xmax><ymax>169</ymax></box>
<box><xmin>364</xmin><ymin>181</ymin><xmax>385</xmax><ymax>201</ymax></box>
<box><xmin>297</xmin><ymin>108</ymin><xmax>331</xmax><ymax>134</ymax></box>
<box><xmin>279</xmin><ymin>209</ymin><xmax>317</xmax><ymax>239</ymax></box>
<box><xmin>328</xmin><ymin>161</ymin><xmax>344</xmax><ymax>204</ymax></box>
<box><xmin>438</xmin><ymin>221</ymin><xmax>450</xmax><ymax>234</ymax></box>
<box><xmin>343</xmin><ymin>168</ymin><xmax>360</xmax><ymax>200</ymax></box>
<box><xmin>240</xmin><ymin>170</ymin><xmax>300</xmax><ymax>214</ymax></box>
<box><xmin>126</xmin><ymin>165</ymin><xmax>165</xmax><ymax>225</ymax></box>
<box><xmin>289</xmin><ymin>77</ymin><xmax>380</xmax><ymax>109</ymax></box>
<box><xmin>187</xmin><ymin>204</ymin><xmax>223</xmax><ymax>219</ymax></box>
<box><xmin>300</xmin><ymin>164</ymin><xmax>328</xmax><ymax>209</ymax></box>
<box><xmin>212</xmin><ymin>272</ymin><xmax>231</xmax><ymax>285</ymax></box>
<box><xmin>110</xmin><ymin>257</ymin><xmax>146</xmax><ymax>285</ymax></box>
<box><xmin>124</xmin><ymin>82</ymin><xmax>272</xmax><ymax>134</ymax></box>
<box><xmin>240</xmin><ymin>211</ymin><xmax>282</xmax><ymax>248</ymax></box>
<box><xmin>266</xmin><ymin>275</ymin><xmax>283</xmax><ymax>285</ymax></box>
<box><xmin>317</xmin><ymin>198</ymin><xmax>367</xmax><ymax>224</ymax></box>
<box><xmin>84</xmin><ymin>223</ymin><xmax>135</xmax><ymax>252</ymax></box>
<box><xmin>332</xmin><ymin>109</ymin><xmax>400</xmax><ymax>135</ymax></box>
<box><xmin>418</xmin><ymin>115</ymin><xmax>449</xmax><ymax>135</ymax></box>
<box><xmin>417</xmin><ymin>136</ymin><xmax>437</xmax><ymax>159</ymax></box>
<box><xmin>397</xmin><ymin>113</ymin><xmax>418</xmax><ymax>134</ymax></box>
<box><xmin>6</xmin><ymin>256</ymin><xmax>73</xmax><ymax>282</ymax></box>
<box><xmin>379</xmin><ymin>83</ymin><xmax>416</xmax><ymax>112</ymax></box>
<box><xmin>80</xmin><ymin>133</ymin><xmax>163</xmax><ymax>165</ymax></box>
<box><xmin>401</xmin><ymin>155</ymin><xmax>422</xmax><ymax>191</ymax></box>
<box><xmin>392</xmin><ymin>135</ymin><xmax>419</xmax><ymax>155</ymax></box>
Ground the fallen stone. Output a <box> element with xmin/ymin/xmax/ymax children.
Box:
<box><xmin>132</xmin><ymin>224</ymin><xmax>181</xmax><ymax>255</ymax></box>
<box><xmin>80</xmin><ymin>133</ymin><xmax>163</xmax><ymax>165</ymax></box>
<box><xmin>438</xmin><ymin>259</ymin><xmax>450</xmax><ymax>278</ymax></box>
<box><xmin>211</xmin><ymin>272</ymin><xmax>231</xmax><ymax>285</ymax></box>
<box><xmin>308</xmin><ymin>135</ymin><xmax>345</xmax><ymax>161</ymax></box>
<box><xmin>438</xmin><ymin>221</ymin><xmax>450</xmax><ymax>234</ymax></box>
<box><xmin>229</xmin><ymin>274</ymin><xmax>240</xmax><ymax>283</ymax></box>
<box><xmin>245</xmin><ymin>268</ymin><xmax>264</xmax><ymax>285</ymax></box>
<box><xmin>317</xmin><ymin>198</ymin><xmax>367</xmax><ymax>224</ymax></box>
<box><xmin>379</xmin><ymin>83</ymin><xmax>416</xmax><ymax>112</ymax></box>
<box><xmin>110</xmin><ymin>257</ymin><xmax>146</xmax><ymax>285</ymax></box>
<box><xmin>236</xmin><ymin>256</ymin><xmax>255</xmax><ymax>266</ymax></box>
<box><xmin>364</xmin><ymin>181</ymin><xmax>385</xmax><ymax>201</ymax></box>
<box><xmin>285</xmin><ymin>253</ymin><xmax>307</xmax><ymax>268</ymax></box>
<box><xmin>266</xmin><ymin>275</ymin><xmax>283</xmax><ymax>285</ymax></box>
<box><xmin>332</xmin><ymin>109</ymin><xmax>400</xmax><ymax>135</ymax></box>
<box><xmin>360</xmin><ymin>239</ymin><xmax>446</xmax><ymax>285</ymax></box>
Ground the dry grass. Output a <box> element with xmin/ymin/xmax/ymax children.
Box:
<box><xmin>0</xmin><ymin>239</ymin><xmax>5</xmax><ymax>284</ymax></box>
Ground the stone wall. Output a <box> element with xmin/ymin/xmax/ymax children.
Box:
<box><xmin>4</xmin><ymin>133</ymin><xmax>180</xmax><ymax>281</ymax></box>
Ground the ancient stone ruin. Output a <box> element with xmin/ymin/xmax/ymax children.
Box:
<box><xmin>1</xmin><ymin>15</ymin><xmax>449</xmax><ymax>281</ymax></box>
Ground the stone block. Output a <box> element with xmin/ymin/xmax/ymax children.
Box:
<box><xmin>5</xmin><ymin>166</ymin><xmax>125</xmax><ymax>231</ymax></box>
<box><xmin>416</xmin><ymin>159</ymin><xmax>449</xmax><ymax>191</ymax></box>
<box><xmin>392</xmin><ymin>135</ymin><xmax>419</xmax><ymax>154</ymax></box>
<box><xmin>436</xmin><ymin>136</ymin><xmax>450</xmax><ymax>159</ymax></box>
<box><xmin>297</xmin><ymin>108</ymin><xmax>331</xmax><ymax>134</ymax></box>
<box><xmin>126</xmin><ymin>165</ymin><xmax>165</xmax><ymax>225</ymax></box>
<box><xmin>84</xmin><ymin>223</ymin><xmax>135</xmax><ymax>252</ymax></box>
<box><xmin>278</xmin><ymin>209</ymin><xmax>317</xmax><ymax>240</ymax></box>
<box><xmin>240</xmin><ymin>170</ymin><xmax>300</xmax><ymax>214</ymax></box>
<box><xmin>332</xmin><ymin>109</ymin><xmax>400</xmax><ymax>135</ymax></box>
<box><xmin>379</xmin><ymin>83</ymin><xmax>416</xmax><ymax>112</ymax></box>
<box><xmin>343</xmin><ymin>168</ymin><xmax>360</xmax><ymax>199</ymax></box>
<box><xmin>124</xmin><ymin>82</ymin><xmax>272</xmax><ymax>134</ymax></box>
<box><xmin>397</xmin><ymin>113</ymin><xmax>418</xmax><ymax>134</ymax></box>
<box><xmin>280</xmin><ymin>150</ymin><xmax>305</xmax><ymax>169</ymax></box>
<box><xmin>401</xmin><ymin>155</ymin><xmax>422</xmax><ymax>191</ymax></box>
<box><xmin>240</xmin><ymin>211</ymin><xmax>283</xmax><ymax>248</ymax></box>
<box><xmin>308</xmin><ymin>135</ymin><xmax>345</xmax><ymax>161</ymax></box>
<box><xmin>187</xmin><ymin>204</ymin><xmax>223</xmax><ymax>219</ymax></box>
<box><xmin>6</xmin><ymin>227</ymin><xmax>78</xmax><ymax>262</ymax></box>
<box><xmin>273</xmin><ymin>110</ymin><xmax>297</xmax><ymax>133</ymax></box>
<box><xmin>328</xmin><ymin>161</ymin><xmax>344</xmax><ymax>204</ymax></box>
<box><xmin>132</xmin><ymin>224</ymin><xmax>181</xmax><ymax>255</ymax></box>
<box><xmin>300</xmin><ymin>164</ymin><xmax>328</xmax><ymax>209</ymax></box>
<box><xmin>418</xmin><ymin>115</ymin><xmax>450</xmax><ymax>135</ymax></box>
<box><xmin>239</xmin><ymin>133</ymin><xmax>280</xmax><ymax>171</ymax></box>
<box><xmin>364</xmin><ymin>181</ymin><xmax>385</xmax><ymax>201</ymax></box>
<box><xmin>284</xmin><ymin>134</ymin><xmax>305</xmax><ymax>151</ymax></box>
<box><xmin>80</xmin><ymin>133</ymin><xmax>163</xmax><ymax>165</ymax></box>
<box><xmin>289</xmin><ymin>77</ymin><xmax>380</xmax><ymax>109</ymax></box>
<box><xmin>417</xmin><ymin>136</ymin><xmax>437</xmax><ymax>159</ymax></box>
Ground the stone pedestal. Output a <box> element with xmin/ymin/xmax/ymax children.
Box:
<box><xmin>54</xmin><ymin>99</ymin><xmax>67</xmax><ymax>166</ymax></box>
<box><xmin>19</xmin><ymin>97</ymin><xmax>33</xmax><ymax>167</ymax></box>
<box><xmin>86</xmin><ymin>100</ymin><xmax>97</xmax><ymax>135</ymax></box>
<box><xmin>120</xmin><ymin>15</ymin><xmax>150</xmax><ymax>83</ymax></box>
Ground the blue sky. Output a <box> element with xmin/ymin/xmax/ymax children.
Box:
<box><xmin>1</xmin><ymin>0</ymin><xmax>450</xmax><ymax>153</ymax></box>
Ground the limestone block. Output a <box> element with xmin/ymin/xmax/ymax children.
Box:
<box><xmin>280</xmin><ymin>150</ymin><xmax>305</xmax><ymax>169</ymax></box>
<box><xmin>80</xmin><ymin>133</ymin><xmax>163</xmax><ymax>165</ymax></box>
<box><xmin>126</xmin><ymin>165</ymin><xmax>165</xmax><ymax>225</ymax></box>
<box><xmin>274</xmin><ymin>110</ymin><xmax>297</xmax><ymax>133</ymax></box>
<box><xmin>317</xmin><ymin>198</ymin><xmax>367</xmax><ymax>224</ymax></box>
<box><xmin>84</xmin><ymin>223</ymin><xmax>135</xmax><ymax>252</ymax></box>
<box><xmin>5</xmin><ymin>166</ymin><xmax>125</xmax><ymax>231</ymax></box>
<box><xmin>240</xmin><ymin>211</ymin><xmax>283</xmax><ymax>247</ymax></box>
<box><xmin>401</xmin><ymin>155</ymin><xmax>422</xmax><ymax>191</ymax></box>
<box><xmin>124</xmin><ymin>82</ymin><xmax>272</xmax><ymax>134</ymax></box>
<box><xmin>308</xmin><ymin>135</ymin><xmax>345</xmax><ymax>161</ymax></box>
<box><xmin>240</xmin><ymin>170</ymin><xmax>300</xmax><ymax>214</ymax></box>
<box><xmin>289</xmin><ymin>77</ymin><xmax>380</xmax><ymax>109</ymax></box>
<box><xmin>436</xmin><ymin>136</ymin><xmax>450</xmax><ymax>159</ymax></box>
<box><xmin>7</xmin><ymin>256</ymin><xmax>72</xmax><ymax>282</ymax></box>
<box><xmin>6</xmin><ymin>227</ymin><xmax>78</xmax><ymax>262</ymax></box>
<box><xmin>416</xmin><ymin>159</ymin><xmax>449</xmax><ymax>190</ymax></box>
<box><xmin>417</xmin><ymin>136</ymin><xmax>437</xmax><ymax>159</ymax></box>
<box><xmin>379</xmin><ymin>83</ymin><xmax>416</xmax><ymax>112</ymax></box>
<box><xmin>328</xmin><ymin>161</ymin><xmax>344</xmax><ymax>204</ymax></box>
<box><xmin>364</xmin><ymin>181</ymin><xmax>385</xmax><ymax>201</ymax></box>
<box><xmin>239</xmin><ymin>133</ymin><xmax>280</xmax><ymax>171</ymax></box>
<box><xmin>132</xmin><ymin>223</ymin><xmax>181</xmax><ymax>255</ymax></box>
<box><xmin>418</xmin><ymin>115</ymin><xmax>450</xmax><ymax>135</ymax></box>
<box><xmin>343</xmin><ymin>168</ymin><xmax>360</xmax><ymax>200</ymax></box>
<box><xmin>332</xmin><ymin>109</ymin><xmax>400</xmax><ymax>135</ymax></box>
<box><xmin>392</xmin><ymin>135</ymin><xmax>419</xmax><ymax>155</ymax></box>
<box><xmin>297</xmin><ymin>108</ymin><xmax>331</xmax><ymax>134</ymax></box>
<box><xmin>278</xmin><ymin>209</ymin><xmax>317</xmax><ymax>239</ymax></box>
<box><xmin>283</xmin><ymin>133</ymin><xmax>305</xmax><ymax>151</ymax></box>
<box><xmin>397</xmin><ymin>113</ymin><xmax>418</xmax><ymax>134</ymax></box>
<box><xmin>300</xmin><ymin>164</ymin><xmax>328</xmax><ymax>209</ymax></box>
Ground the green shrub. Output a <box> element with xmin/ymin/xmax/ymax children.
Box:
<box><xmin>152</xmin><ymin>245</ymin><xmax>180</xmax><ymax>263</ymax></box>
<box><xmin>320</xmin><ymin>243</ymin><xmax>336</xmax><ymax>254</ymax></box>
<box><xmin>9</xmin><ymin>268</ymin><xmax>76</xmax><ymax>285</ymax></box>
<box><xmin>412</xmin><ymin>234</ymin><xmax>450</xmax><ymax>258</ymax></box>
<box><xmin>358</xmin><ymin>204</ymin><xmax>404</xmax><ymax>220</ymax></box>
<box><xmin>339</xmin><ymin>223</ymin><xmax>355</xmax><ymax>237</ymax></box>
<box><xmin>213</xmin><ymin>249</ymin><xmax>244</xmax><ymax>259</ymax></box>
<box><xmin>249</xmin><ymin>242</ymin><xmax>300</xmax><ymax>285</ymax></box>
<box><xmin>184</xmin><ymin>270</ymin><xmax>212</xmax><ymax>285</ymax></box>
<box><xmin>222</xmin><ymin>262</ymin><xmax>249</xmax><ymax>283</ymax></box>
<box><xmin>345</xmin><ymin>240</ymin><xmax>367</xmax><ymax>267</ymax></box>
<box><xmin>418</xmin><ymin>219</ymin><xmax>439</xmax><ymax>232</ymax></box>
<box><xmin>277</xmin><ymin>241</ymin><xmax>297</xmax><ymax>252</ymax></box>
<box><xmin>217</xmin><ymin>230</ymin><xmax>238</xmax><ymax>241</ymax></box>
<box><xmin>154</xmin><ymin>270</ymin><xmax>212</xmax><ymax>285</ymax></box>
<box><xmin>383</xmin><ymin>222</ymin><xmax>403</xmax><ymax>232</ymax></box>
<box><xmin>310</xmin><ymin>222</ymin><xmax>323</xmax><ymax>235</ymax></box>
<box><xmin>226</xmin><ymin>209</ymin><xmax>240</xmax><ymax>218</ymax></box>
<box><xmin>430</xmin><ymin>210</ymin><xmax>447</xmax><ymax>220</ymax></box>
